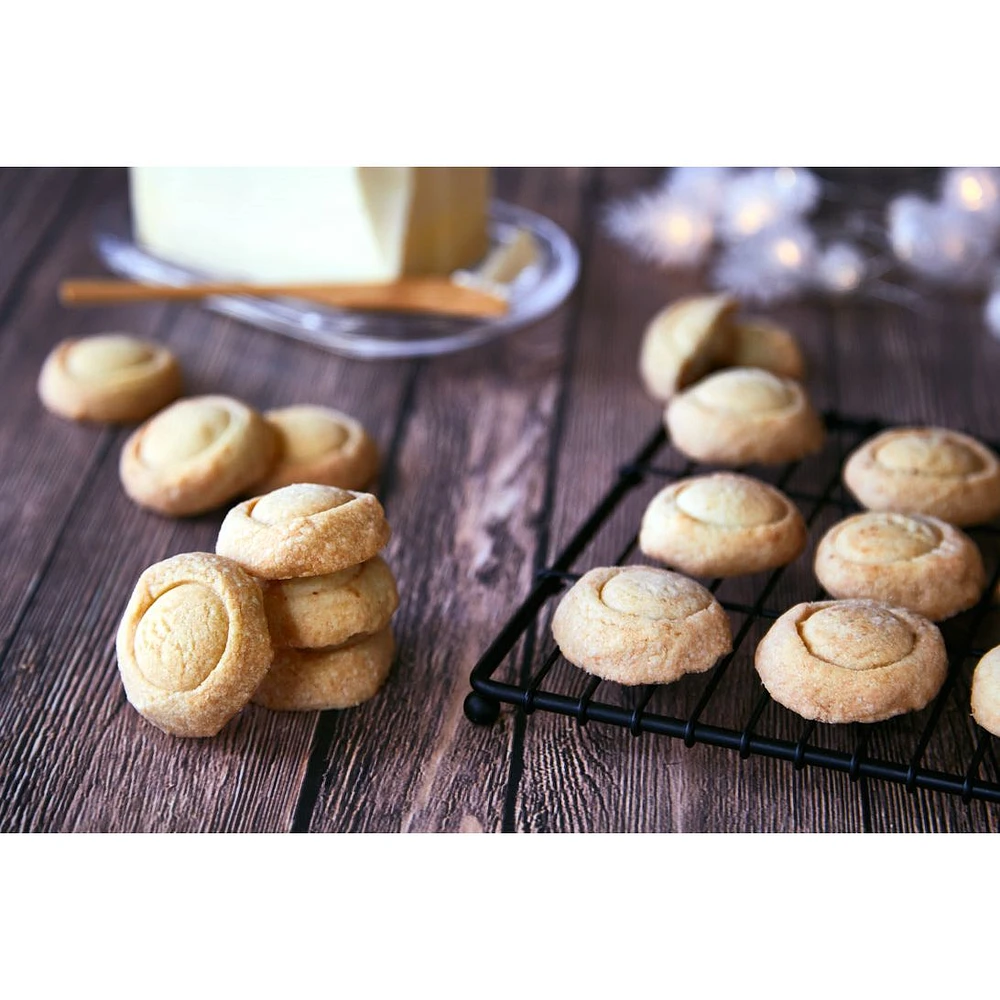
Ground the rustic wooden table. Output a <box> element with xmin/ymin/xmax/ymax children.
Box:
<box><xmin>1</xmin><ymin>167</ymin><xmax>998</xmax><ymax>833</ymax></box>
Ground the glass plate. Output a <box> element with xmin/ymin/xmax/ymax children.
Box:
<box><xmin>93</xmin><ymin>199</ymin><xmax>580</xmax><ymax>360</ymax></box>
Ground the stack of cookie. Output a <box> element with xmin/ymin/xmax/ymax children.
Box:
<box><xmin>216</xmin><ymin>483</ymin><xmax>399</xmax><ymax>713</ymax></box>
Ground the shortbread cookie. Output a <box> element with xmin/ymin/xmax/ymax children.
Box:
<box><xmin>971</xmin><ymin>646</ymin><xmax>1000</xmax><ymax>737</ymax></box>
<box><xmin>116</xmin><ymin>552</ymin><xmax>272</xmax><ymax>737</ymax></box>
<box><xmin>551</xmin><ymin>565</ymin><xmax>732</xmax><ymax>686</ymax></box>
<box><xmin>217</xmin><ymin>483</ymin><xmax>390</xmax><ymax>579</ymax></box>
<box><xmin>39</xmin><ymin>333</ymin><xmax>182</xmax><ymax>423</ymax></box>
<box><xmin>254</xmin><ymin>405</ymin><xmax>380</xmax><ymax>493</ymax></box>
<box><xmin>754</xmin><ymin>599</ymin><xmax>947</xmax><ymax>724</ymax></box>
<box><xmin>639</xmin><ymin>473</ymin><xmax>807</xmax><ymax>577</ymax></box>
<box><xmin>638</xmin><ymin>294</ymin><xmax>737</xmax><ymax>402</ymax></box>
<box><xmin>721</xmin><ymin>318</ymin><xmax>806</xmax><ymax>381</ymax></box>
<box><xmin>262</xmin><ymin>556</ymin><xmax>399</xmax><ymax>648</ymax></box>
<box><xmin>120</xmin><ymin>395</ymin><xmax>276</xmax><ymax>517</ymax></box>
<box><xmin>814</xmin><ymin>511</ymin><xmax>985</xmax><ymax>621</ymax></box>
<box><xmin>252</xmin><ymin>628</ymin><xmax>395</xmax><ymax>711</ymax></box>
<box><xmin>843</xmin><ymin>427</ymin><xmax>1000</xmax><ymax>527</ymax></box>
<box><xmin>665</xmin><ymin>367</ymin><xmax>824</xmax><ymax>466</ymax></box>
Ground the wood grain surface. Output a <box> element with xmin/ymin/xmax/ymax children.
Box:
<box><xmin>0</xmin><ymin>167</ymin><xmax>997</xmax><ymax>832</ymax></box>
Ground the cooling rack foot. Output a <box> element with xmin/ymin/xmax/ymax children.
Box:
<box><xmin>464</xmin><ymin>691</ymin><xmax>501</xmax><ymax>725</ymax></box>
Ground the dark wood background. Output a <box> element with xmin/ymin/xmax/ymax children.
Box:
<box><xmin>1</xmin><ymin>166</ymin><xmax>997</xmax><ymax>833</ymax></box>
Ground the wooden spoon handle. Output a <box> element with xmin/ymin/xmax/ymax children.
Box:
<box><xmin>58</xmin><ymin>277</ymin><xmax>508</xmax><ymax>318</ymax></box>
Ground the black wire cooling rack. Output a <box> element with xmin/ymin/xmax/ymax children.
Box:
<box><xmin>464</xmin><ymin>411</ymin><xmax>1000</xmax><ymax>807</ymax></box>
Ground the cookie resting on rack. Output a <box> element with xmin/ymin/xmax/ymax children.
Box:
<box><xmin>971</xmin><ymin>646</ymin><xmax>1000</xmax><ymax>738</ymax></box>
<box><xmin>639</xmin><ymin>472</ymin><xmax>807</xmax><ymax>578</ymax></box>
<box><xmin>718</xmin><ymin>317</ymin><xmax>806</xmax><ymax>381</ymax></box>
<box><xmin>842</xmin><ymin>426</ymin><xmax>1000</xmax><ymax>527</ymax></box>
<box><xmin>754</xmin><ymin>598</ymin><xmax>947</xmax><ymax>724</ymax></box>
<box><xmin>550</xmin><ymin>565</ymin><xmax>732</xmax><ymax>686</ymax></box>
<box><xmin>665</xmin><ymin>367</ymin><xmax>825</xmax><ymax>466</ymax></box>
<box><xmin>813</xmin><ymin>511</ymin><xmax>985</xmax><ymax>621</ymax></box>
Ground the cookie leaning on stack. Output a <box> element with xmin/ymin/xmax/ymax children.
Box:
<box><xmin>217</xmin><ymin>483</ymin><xmax>399</xmax><ymax>711</ymax></box>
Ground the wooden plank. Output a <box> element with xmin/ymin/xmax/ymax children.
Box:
<box><xmin>0</xmin><ymin>169</ymin><xmax>416</xmax><ymax>832</ymax></box>
<box><xmin>299</xmin><ymin>167</ymin><xmax>590</xmax><ymax>831</ymax></box>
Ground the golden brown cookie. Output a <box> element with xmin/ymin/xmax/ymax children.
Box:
<box><xmin>842</xmin><ymin>427</ymin><xmax>1000</xmax><ymax>527</ymax></box>
<box><xmin>814</xmin><ymin>511</ymin><xmax>985</xmax><ymax>621</ymax></box>
<box><xmin>262</xmin><ymin>556</ymin><xmax>399</xmax><ymax>648</ymax></box>
<box><xmin>216</xmin><ymin>483</ymin><xmax>390</xmax><ymax>579</ymax></box>
<box><xmin>638</xmin><ymin>294</ymin><xmax>737</xmax><ymax>402</ymax></box>
<box><xmin>639</xmin><ymin>473</ymin><xmax>807</xmax><ymax>577</ymax></box>
<box><xmin>551</xmin><ymin>565</ymin><xmax>732</xmax><ymax>686</ymax></box>
<box><xmin>119</xmin><ymin>395</ymin><xmax>276</xmax><ymax>517</ymax></box>
<box><xmin>252</xmin><ymin>627</ymin><xmax>395</xmax><ymax>711</ymax></box>
<box><xmin>665</xmin><ymin>367</ymin><xmax>825</xmax><ymax>466</ymax></box>
<box><xmin>971</xmin><ymin>646</ymin><xmax>1000</xmax><ymax>737</ymax></box>
<box><xmin>38</xmin><ymin>333</ymin><xmax>182</xmax><ymax>423</ymax></box>
<box><xmin>254</xmin><ymin>405</ymin><xmax>380</xmax><ymax>493</ymax></box>
<box><xmin>116</xmin><ymin>552</ymin><xmax>272</xmax><ymax>737</ymax></box>
<box><xmin>754</xmin><ymin>599</ymin><xmax>947</xmax><ymax>724</ymax></box>
<box><xmin>720</xmin><ymin>317</ymin><xmax>806</xmax><ymax>381</ymax></box>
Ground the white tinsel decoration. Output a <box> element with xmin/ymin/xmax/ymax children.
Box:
<box><xmin>663</xmin><ymin>167</ymin><xmax>736</xmax><ymax>214</ymax></box>
<box><xmin>816</xmin><ymin>242</ymin><xmax>866</xmax><ymax>294</ymax></box>
<box><xmin>713</xmin><ymin>221</ymin><xmax>818</xmax><ymax>303</ymax></box>
<box><xmin>984</xmin><ymin>287</ymin><xmax>1000</xmax><ymax>339</ymax></box>
<box><xmin>888</xmin><ymin>193</ymin><xmax>994</xmax><ymax>285</ymax></box>
<box><xmin>604</xmin><ymin>188</ymin><xmax>715</xmax><ymax>267</ymax></box>
<box><xmin>719</xmin><ymin>168</ymin><xmax>820</xmax><ymax>242</ymax></box>
<box><xmin>941</xmin><ymin>167</ymin><xmax>1000</xmax><ymax>222</ymax></box>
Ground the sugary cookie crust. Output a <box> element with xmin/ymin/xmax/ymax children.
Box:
<box><xmin>721</xmin><ymin>318</ymin><xmax>806</xmax><ymax>381</ymax></box>
<box><xmin>754</xmin><ymin>598</ymin><xmax>947</xmax><ymax>724</ymax></box>
<box><xmin>119</xmin><ymin>394</ymin><xmax>276</xmax><ymax>516</ymax></box>
<box><xmin>971</xmin><ymin>646</ymin><xmax>1000</xmax><ymax>737</ymax></box>
<box><xmin>216</xmin><ymin>483</ymin><xmax>391</xmax><ymax>579</ymax></box>
<box><xmin>639</xmin><ymin>473</ymin><xmax>807</xmax><ymax>577</ymax></box>
<box><xmin>843</xmin><ymin>426</ymin><xmax>1000</xmax><ymax>526</ymax></box>
<box><xmin>262</xmin><ymin>555</ymin><xmax>399</xmax><ymax>648</ymax></box>
<box><xmin>638</xmin><ymin>294</ymin><xmax>737</xmax><ymax>402</ymax></box>
<box><xmin>814</xmin><ymin>511</ymin><xmax>985</xmax><ymax>621</ymax></box>
<box><xmin>39</xmin><ymin>333</ymin><xmax>182</xmax><ymax>423</ymax></box>
<box><xmin>665</xmin><ymin>367</ymin><xmax>825</xmax><ymax>466</ymax></box>
<box><xmin>254</xmin><ymin>405</ymin><xmax>380</xmax><ymax>493</ymax></box>
<box><xmin>116</xmin><ymin>552</ymin><xmax>272</xmax><ymax>737</ymax></box>
<box><xmin>252</xmin><ymin>627</ymin><xmax>395</xmax><ymax>711</ymax></box>
<box><xmin>551</xmin><ymin>565</ymin><xmax>732</xmax><ymax>685</ymax></box>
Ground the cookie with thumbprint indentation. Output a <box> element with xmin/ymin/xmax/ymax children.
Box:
<box><xmin>754</xmin><ymin>598</ymin><xmax>947</xmax><ymax>724</ymax></box>
<box><xmin>116</xmin><ymin>552</ymin><xmax>272</xmax><ymax>737</ymax></box>
<box><xmin>719</xmin><ymin>317</ymin><xmax>806</xmax><ymax>381</ymax></box>
<box><xmin>843</xmin><ymin>426</ymin><xmax>1000</xmax><ymax>526</ymax></box>
<box><xmin>216</xmin><ymin>483</ymin><xmax>390</xmax><ymax>579</ymax></box>
<box><xmin>639</xmin><ymin>473</ymin><xmax>806</xmax><ymax>577</ymax></box>
<box><xmin>252</xmin><ymin>627</ymin><xmax>395</xmax><ymax>711</ymax></box>
<box><xmin>39</xmin><ymin>333</ymin><xmax>182</xmax><ymax>423</ymax></box>
<box><xmin>262</xmin><ymin>555</ymin><xmax>398</xmax><ymax>649</ymax></box>
<box><xmin>665</xmin><ymin>367</ymin><xmax>825</xmax><ymax>466</ymax></box>
<box><xmin>550</xmin><ymin>565</ymin><xmax>732</xmax><ymax>686</ymax></box>
<box><xmin>119</xmin><ymin>395</ymin><xmax>276</xmax><ymax>517</ymax></box>
<box><xmin>638</xmin><ymin>294</ymin><xmax>737</xmax><ymax>402</ymax></box>
<box><xmin>814</xmin><ymin>511</ymin><xmax>984</xmax><ymax>621</ymax></box>
<box><xmin>971</xmin><ymin>646</ymin><xmax>1000</xmax><ymax>737</ymax></box>
<box><xmin>253</xmin><ymin>405</ymin><xmax>380</xmax><ymax>493</ymax></box>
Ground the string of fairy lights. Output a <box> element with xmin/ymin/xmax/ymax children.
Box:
<box><xmin>604</xmin><ymin>167</ymin><xmax>1000</xmax><ymax>334</ymax></box>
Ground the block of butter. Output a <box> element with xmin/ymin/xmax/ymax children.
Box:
<box><xmin>130</xmin><ymin>167</ymin><xmax>491</xmax><ymax>284</ymax></box>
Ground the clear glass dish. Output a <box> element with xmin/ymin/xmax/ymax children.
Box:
<box><xmin>93</xmin><ymin>199</ymin><xmax>580</xmax><ymax>360</ymax></box>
